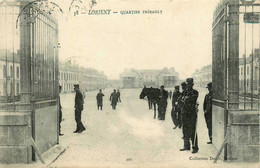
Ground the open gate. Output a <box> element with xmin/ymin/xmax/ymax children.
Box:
<box><xmin>212</xmin><ymin>0</ymin><xmax>259</xmax><ymax>162</ymax></box>
<box><xmin>0</xmin><ymin>0</ymin><xmax>60</xmax><ymax>163</ymax></box>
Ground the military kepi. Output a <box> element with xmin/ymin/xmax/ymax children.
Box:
<box><xmin>206</xmin><ymin>82</ymin><xmax>212</xmax><ymax>88</ymax></box>
<box><xmin>74</xmin><ymin>84</ymin><xmax>79</xmax><ymax>88</ymax></box>
<box><xmin>181</xmin><ymin>82</ymin><xmax>187</xmax><ymax>86</ymax></box>
<box><xmin>175</xmin><ymin>86</ymin><xmax>179</xmax><ymax>89</ymax></box>
<box><xmin>186</xmin><ymin>78</ymin><xmax>194</xmax><ymax>84</ymax></box>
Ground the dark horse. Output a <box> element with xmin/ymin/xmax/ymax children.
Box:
<box><xmin>140</xmin><ymin>87</ymin><xmax>160</xmax><ymax>119</ymax></box>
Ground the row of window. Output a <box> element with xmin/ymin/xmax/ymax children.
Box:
<box><xmin>2</xmin><ymin>65</ymin><xmax>19</xmax><ymax>79</ymax></box>
<box><xmin>59</xmin><ymin>72</ymin><xmax>78</xmax><ymax>81</ymax></box>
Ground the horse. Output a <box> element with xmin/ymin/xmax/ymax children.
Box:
<box><xmin>140</xmin><ymin>87</ymin><xmax>160</xmax><ymax>119</ymax></box>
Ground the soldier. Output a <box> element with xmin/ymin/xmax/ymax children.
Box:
<box><xmin>158</xmin><ymin>85</ymin><xmax>168</xmax><ymax>120</ymax></box>
<box><xmin>117</xmin><ymin>89</ymin><xmax>121</xmax><ymax>102</ymax></box>
<box><xmin>110</xmin><ymin>89</ymin><xmax>118</xmax><ymax>110</ymax></box>
<box><xmin>96</xmin><ymin>89</ymin><xmax>105</xmax><ymax>110</ymax></box>
<box><xmin>178</xmin><ymin>82</ymin><xmax>188</xmax><ymax>129</ymax></box>
<box><xmin>58</xmin><ymin>85</ymin><xmax>64</xmax><ymax>136</ymax></box>
<box><xmin>180</xmin><ymin>78</ymin><xmax>199</xmax><ymax>154</ymax></box>
<box><xmin>203</xmin><ymin>82</ymin><xmax>213</xmax><ymax>144</ymax></box>
<box><xmin>171</xmin><ymin>86</ymin><xmax>181</xmax><ymax>129</ymax></box>
<box><xmin>73</xmin><ymin>84</ymin><xmax>86</xmax><ymax>133</ymax></box>
<box><xmin>148</xmin><ymin>87</ymin><xmax>153</xmax><ymax>110</ymax></box>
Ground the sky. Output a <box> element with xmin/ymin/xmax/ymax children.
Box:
<box><xmin>55</xmin><ymin>0</ymin><xmax>221</xmax><ymax>80</ymax></box>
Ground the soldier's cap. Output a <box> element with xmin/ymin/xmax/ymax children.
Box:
<box><xmin>59</xmin><ymin>85</ymin><xmax>62</xmax><ymax>89</ymax></box>
<box><xmin>186</xmin><ymin>78</ymin><xmax>194</xmax><ymax>84</ymax></box>
<box><xmin>74</xmin><ymin>84</ymin><xmax>79</xmax><ymax>88</ymax></box>
<box><xmin>175</xmin><ymin>86</ymin><xmax>179</xmax><ymax>89</ymax></box>
<box><xmin>181</xmin><ymin>82</ymin><xmax>187</xmax><ymax>86</ymax></box>
<box><xmin>160</xmin><ymin>85</ymin><xmax>164</xmax><ymax>88</ymax></box>
<box><xmin>206</xmin><ymin>82</ymin><xmax>212</xmax><ymax>88</ymax></box>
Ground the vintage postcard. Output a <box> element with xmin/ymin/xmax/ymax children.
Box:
<box><xmin>0</xmin><ymin>0</ymin><xmax>259</xmax><ymax>167</ymax></box>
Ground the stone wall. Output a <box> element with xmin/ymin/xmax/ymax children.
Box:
<box><xmin>0</xmin><ymin>112</ymin><xmax>32</xmax><ymax>163</ymax></box>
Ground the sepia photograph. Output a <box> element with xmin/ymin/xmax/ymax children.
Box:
<box><xmin>0</xmin><ymin>0</ymin><xmax>259</xmax><ymax>167</ymax></box>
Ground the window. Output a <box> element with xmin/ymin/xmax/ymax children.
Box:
<box><xmin>247</xmin><ymin>66</ymin><xmax>249</xmax><ymax>75</ymax></box>
<box><xmin>16</xmin><ymin>67</ymin><xmax>19</xmax><ymax>78</ymax></box>
<box><xmin>3</xmin><ymin>65</ymin><xmax>6</xmax><ymax>78</ymax></box>
<box><xmin>10</xmin><ymin>66</ymin><xmax>13</xmax><ymax>77</ymax></box>
<box><xmin>16</xmin><ymin>83</ymin><xmax>19</xmax><ymax>95</ymax></box>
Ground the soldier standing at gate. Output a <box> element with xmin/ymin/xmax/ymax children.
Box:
<box><xmin>110</xmin><ymin>89</ymin><xmax>118</xmax><ymax>110</ymax></box>
<box><xmin>158</xmin><ymin>85</ymin><xmax>168</xmax><ymax>120</ymax></box>
<box><xmin>73</xmin><ymin>84</ymin><xmax>86</xmax><ymax>133</ymax></box>
<box><xmin>203</xmin><ymin>82</ymin><xmax>213</xmax><ymax>144</ymax></box>
<box><xmin>171</xmin><ymin>86</ymin><xmax>181</xmax><ymax>129</ymax></box>
<box><xmin>58</xmin><ymin>85</ymin><xmax>64</xmax><ymax>136</ymax></box>
<box><xmin>180</xmin><ymin>78</ymin><xmax>199</xmax><ymax>154</ymax></box>
<box><xmin>96</xmin><ymin>89</ymin><xmax>105</xmax><ymax>110</ymax></box>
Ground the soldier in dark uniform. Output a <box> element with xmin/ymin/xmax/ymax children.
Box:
<box><xmin>117</xmin><ymin>90</ymin><xmax>121</xmax><ymax>102</ymax></box>
<box><xmin>74</xmin><ymin>84</ymin><xmax>86</xmax><ymax>133</ymax></box>
<box><xmin>180</xmin><ymin>78</ymin><xmax>199</xmax><ymax>154</ymax></box>
<box><xmin>148</xmin><ymin>87</ymin><xmax>153</xmax><ymax>110</ymax></box>
<box><xmin>171</xmin><ymin>86</ymin><xmax>181</xmax><ymax>129</ymax></box>
<box><xmin>110</xmin><ymin>89</ymin><xmax>118</xmax><ymax>110</ymax></box>
<box><xmin>158</xmin><ymin>85</ymin><xmax>168</xmax><ymax>120</ymax></box>
<box><xmin>178</xmin><ymin>82</ymin><xmax>187</xmax><ymax>129</ymax></box>
<box><xmin>58</xmin><ymin>85</ymin><xmax>63</xmax><ymax>136</ymax></box>
<box><xmin>96</xmin><ymin>89</ymin><xmax>105</xmax><ymax>110</ymax></box>
<box><xmin>203</xmin><ymin>82</ymin><xmax>213</xmax><ymax>144</ymax></box>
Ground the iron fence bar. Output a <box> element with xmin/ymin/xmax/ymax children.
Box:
<box><xmin>250</xmin><ymin>6</ymin><xmax>254</xmax><ymax>109</ymax></box>
<box><xmin>244</xmin><ymin>6</ymin><xmax>247</xmax><ymax>110</ymax></box>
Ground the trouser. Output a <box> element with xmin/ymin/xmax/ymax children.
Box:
<box><xmin>177</xmin><ymin>110</ymin><xmax>182</xmax><ymax>128</ymax></box>
<box><xmin>171</xmin><ymin>107</ymin><xmax>178</xmax><ymax>127</ymax></box>
<box><xmin>75</xmin><ymin>108</ymin><xmax>85</xmax><ymax>131</ymax></box>
<box><xmin>59</xmin><ymin>110</ymin><xmax>62</xmax><ymax>133</ymax></box>
<box><xmin>118</xmin><ymin>97</ymin><xmax>121</xmax><ymax>102</ymax></box>
<box><xmin>182</xmin><ymin>113</ymin><xmax>198</xmax><ymax>150</ymax></box>
<box><xmin>158</xmin><ymin>103</ymin><xmax>167</xmax><ymax>120</ymax></box>
<box><xmin>204</xmin><ymin>113</ymin><xmax>212</xmax><ymax>141</ymax></box>
<box><xmin>112</xmin><ymin>104</ymin><xmax>116</xmax><ymax>110</ymax></box>
<box><xmin>97</xmin><ymin>103</ymin><xmax>103</xmax><ymax>110</ymax></box>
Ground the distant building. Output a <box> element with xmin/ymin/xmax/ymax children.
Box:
<box><xmin>192</xmin><ymin>65</ymin><xmax>212</xmax><ymax>87</ymax></box>
<box><xmin>119</xmin><ymin>67</ymin><xmax>179</xmax><ymax>88</ymax></box>
<box><xmin>239</xmin><ymin>49</ymin><xmax>259</xmax><ymax>96</ymax></box>
<box><xmin>59</xmin><ymin>62</ymin><xmax>108</xmax><ymax>93</ymax></box>
<box><xmin>107</xmin><ymin>79</ymin><xmax>121</xmax><ymax>89</ymax></box>
<box><xmin>0</xmin><ymin>49</ymin><xmax>20</xmax><ymax>101</ymax></box>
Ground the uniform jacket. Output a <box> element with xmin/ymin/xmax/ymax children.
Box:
<box><xmin>96</xmin><ymin>93</ymin><xmax>104</xmax><ymax>104</ymax></box>
<box><xmin>110</xmin><ymin>92</ymin><xmax>118</xmax><ymax>105</ymax></box>
<box><xmin>203</xmin><ymin>91</ymin><xmax>212</xmax><ymax>114</ymax></box>
<box><xmin>75</xmin><ymin>90</ymin><xmax>84</xmax><ymax>110</ymax></box>
<box><xmin>183</xmin><ymin>89</ymin><xmax>198</xmax><ymax>114</ymax></box>
<box><xmin>172</xmin><ymin>90</ymin><xmax>181</xmax><ymax>107</ymax></box>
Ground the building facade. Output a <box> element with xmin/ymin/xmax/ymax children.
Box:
<box><xmin>239</xmin><ymin>49</ymin><xmax>259</xmax><ymax>97</ymax></box>
<box><xmin>59</xmin><ymin>62</ymin><xmax>108</xmax><ymax>93</ymax></box>
<box><xmin>119</xmin><ymin>67</ymin><xmax>179</xmax><ymax>88</ymax></box>
<box><xmin>192</xmin><ymin>64</ymin><xmax>212</xmax><ymax>87</ymax></box>
<box><xmin>0</xmin><ymin>49</ymin><xmax>20</xmax><ymax>102</ymax></box>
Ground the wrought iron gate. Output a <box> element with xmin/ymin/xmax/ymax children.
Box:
<box><xmin>212</xmin><ymin>0</ymin><xmax>259</xmax><ymax>161</ymax></box>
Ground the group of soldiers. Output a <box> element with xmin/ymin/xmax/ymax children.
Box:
<box><xmin>59</xmin><ymin>85</ymin><xmax>122</xmax><ymax>135</ymax></box>
<box><xmin>169</xmin><ymin>78</ymin><xmax>212</xmax><ymax>154</ymax></box>
<box><xmin>96</xmin><ymin>89</ymin><xmax>121</xmax><ymax>110</ymax></box>
<box><xmin>58</xmin><ymin>79</ymin><xmax>213</xmax><ymax>154</ymax></box>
